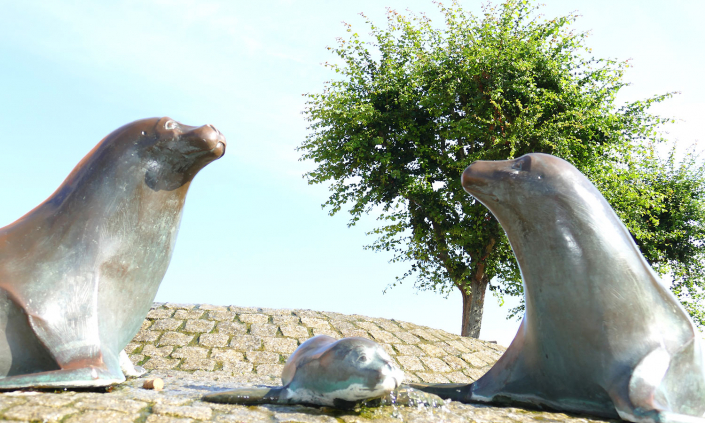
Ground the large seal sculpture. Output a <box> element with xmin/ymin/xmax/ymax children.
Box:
<box><xmin>412</xmin><ymin>153</ymin><xmax>705</xmax><ymax>422</ymax></box>
<box><xmin>204</xmin><ymin>335</ymin><xmax>408</xmax><ymax>409</ymax></box>
<box><xmin>0</xmin><ymin>117</ymin><xmax>226</xmax><ymax>388</ymax></box>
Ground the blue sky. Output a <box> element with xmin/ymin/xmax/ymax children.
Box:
<box><xmin>0</xmin><ymin>0</ymin><xmax>702</xmax><ymax>346</ymax></box>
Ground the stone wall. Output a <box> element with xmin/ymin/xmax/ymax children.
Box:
<box><xmin>126</xmin><ymin>303</ymin><xmax>506</xmax><ymax>386</ymax></box>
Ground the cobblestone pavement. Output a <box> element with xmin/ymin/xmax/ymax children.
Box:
<box><xmin>0</xmin><ymin>303</ymin><xmax>621</xmax><ymax>422</ymax></box>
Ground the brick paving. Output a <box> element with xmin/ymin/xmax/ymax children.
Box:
<box><xmin>0</xmin><ymin>303</ymin><xmax>620</xmax><ymax>422</ymax></box>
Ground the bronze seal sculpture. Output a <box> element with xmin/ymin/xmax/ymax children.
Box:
<box><xmin>204</xmin><ymin>335</ymin><xmax>407</xmax><ymax>409</ymax></box>
<box><xmin>0</xmin><ymin>117</ymin><xmax>226</xmax><ymax>388</ymax></box>
<box><xmin>413</xmin><ymin>153</ymin><xmax>705</xmax><ymax>422</ymax></box>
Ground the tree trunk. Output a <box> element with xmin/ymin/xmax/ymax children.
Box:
<box><xmin>460</xmin><ymin>276</ymin><xmax>489</xmax><ymax>338</ymax></box>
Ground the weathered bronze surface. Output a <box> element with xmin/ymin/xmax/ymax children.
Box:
<box><xmin>204</xmin><ymin>335</ymin><xmax>405</xmax><ymax>408</ymax></box>
<box><xmin>0</xmin><ymin>117</ymin><xmax>225</xmax><ymax>388</ymax></box>
<box><xmin>412</xmin><ymin>153</ymin><xmax>705</xmax><ymax>422</ymax></box>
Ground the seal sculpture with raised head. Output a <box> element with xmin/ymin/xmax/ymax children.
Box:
<box><xmin>0</xmin><ymin>117</ymin><xmax>226</xmax><ymax>388</ymax></box>
<box><xmin>412</xmin><ymin>153</ymin><xmax>705</xmax><ymax>422</ymax></box>
<box><xmin>204</xmin><ymin>335</ymin><xmax>406</xmax><ymax>409</ymax></box>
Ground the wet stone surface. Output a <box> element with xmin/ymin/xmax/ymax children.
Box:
<box><xmin>0</xmin><ymin>303</ymin><xmax>620</xmax><ymax>422</ymax></box>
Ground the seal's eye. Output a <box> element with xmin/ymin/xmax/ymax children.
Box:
<box><xmin>511</xmin><ymin>156</ymin><xmax>532</xmax><ymax>172</ymax></box>
<box><xmin>164</xmin><ymin>120</ymin><xmax>177</xmax><ymax>130</ymax></box>
<box><xmin>358</xmin><ymin>355</ymin><xmax>368</xmax><ymax>363</ymax></box>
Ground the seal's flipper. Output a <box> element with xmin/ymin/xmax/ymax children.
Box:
<box><xmin>0</xmin><ymin>366</ymin><xmax>124</xmax><ymax>389</ymax></box>
<box><xmin>408</xmin><ymin>382</ymin><xmax>472</xmax><ymax>402</ymax></box>
<box><xmin>119</xmin><ymin>350</ymin><xmax>146</xmax><ymax>377</ymax></box>
<box><xmin>620</xmin><ymin>341</ymin><xmax>705</xmax><ymax>423</ymax></box>
<box><xmin>0</xmin><ymin>289</ymin><xmax>60</xmax><ymax>377</ymax></box>
<box><xmin>203</xmin><ymin>387</ymin><xmax>286</xmax><ymax>405</ymax></box>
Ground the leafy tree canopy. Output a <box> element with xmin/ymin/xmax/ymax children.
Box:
<box><xmin>298</xmin><ymin>0</ymin><xmax>705</xmax><ymax>336</ymax></box>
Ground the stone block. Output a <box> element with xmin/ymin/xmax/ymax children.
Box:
<box><xmin>420</xmin><ymin>356</ymin><xmax>451</xmax><ymax>372</ymax></box>
<box><xmin>394</xmin><ymin>331</ymin><xmax>421</xmax><ymax>344</ymax></box>
<box><xmin>152</xmin><ymin>403</ymin><xmax>213</xmax><ymax>420</ymax></box>
<box><xmin>151</xmin><ymin>318</ymin><xmax>184</xmax><ymax>331</ymax></box>
<box><xmin>133</xmin><ymin>329</ymin><xmax>161</xmax><ymax>343</ymax></box>
<box><xmin>146</xmin><ymin>414</ymin><xmax>193</xmax><ymax>423</ymax></box>
<box><xmin>353</xmin><ymin>321</ymin><xmax>380</xmax><ymax>331</ymax></box>
<box><xmin>461</xmin><ymin>352</ymin><xmax>491</xmax><ymax>367</ymax></box>
<box><xmin>172</xmin><ymin>346</ymin><xmax>208</xmax><ymax>359</ymax></box>
<box><xmin>300</xmin><ymin>317</ymin><xmax>330</xmax><ymax>329</ymax></box>
<box><xmin>222</xmin><ymin>360</ymin><xmax>254</xmax><ymax>373</ymax></box>
<box><xmin>158</xmin><ymin>332</ymin><xmax>194</xmax><ymax>347</ymax></box>
<box><xmin>312</xmin><ymin>328</ymin><xmax>340</xmax><ymax>338</ymax></box>
<box><xmin>230</xmin><ymin>335</ymin><xmax>262</xmax><ymax>351</ymax></box>
<box><xmin>239</xmin><ymin>313</ymin><xmax>269</xmax><ymax>324</ymax></box>
<box><xmin>410</xmin><ymin>329</ymin><xmax>440</xmax><ymax>342</ymax></box>
<box><xmin>443</xmin><ymin>355</ymin><xmax>468</xmax><ymax>371</ymax></box>
<box><xmin>393</xmin><ymin>344</ymin><xmax>424</xmax><ymax>356</ymax></box>
<box><xmin>72</xmin><ymin>397</ymin><xmax>147</xmax><ymax>414</ymax></box>
<box><xmin>211</xmin><ymin>349</ymin><xmax>245</xmax><ymax>362</ymax></box>
<box><xmin>208</xmin><ymin>310</ymin><xmax>236</xmax><ymax>321</ymax></box>
<box><xmin>3</xmin><ymin>405</ymin><xmax>77</xmax><ymax>422</ymax></box>
<box><xmin>446</xmin><ymin>371</ymin><xmax>474</xmax><ymax>383</ymax></box>
<box><xmin>197</xmin><ymin>304</ymin><xmax>228</xmax><ymax>311</ymax></box>
<box><xmin>340</xmin><ymin>329</ymin><xmax>369</xmax><ymax>339</ymax></box>
<box><xmin>65</xmin><ymin>410</ymin><xmax>137</xmax><ymax>423</ymax></box>
<box><xmin>250</xmin><ymin>323</ymin><xmax>278</xmax><ymax>337</ymax></box>
<box><xmin>124</xmin><ymin>342</ymin><xmax>141</xmax><ymax>354</ymax></box>
<box><xmin>294</xmin><ymin>310</ymin><xmax>323</xmax><ymax>319</ymax></box>
<box><xmin>199</xmin><ymin>333</ymin><xmax>230</xmax><ymax>347</ymax></box>
<box><xmin>369</xmin><ymin>330</ymin><xmax>400</xmax><ymax>344</ymax></box>
<box><xmin>147</xmin><ymin>308</ymin><xmax>174</xmax><ymax>319</ymax></box>
<box><xmin>438</xmin><ymin>342</ymin><xmax>461</xmax><ymax>355</ymax></box>
<box><xmin>329</xmin><ymin>320</ymin><xmax>356</xmax><ymax>331</ymax></box>
<box><xmin>142</xmin><ymin>345</ymin><xmax>174</xmax><ymax>357</ymax></box>
<box><xmin>216</xmin><ymin>321</ymin><xmax>247</xmax><ymax>335</ymax></box>
<box><xmin>280</xmin><ymin>324</ymin><xmax>309</xmax><ymax>338</ymax></box>
<box><xmin>416</xmin><ymin>372</ymin><xmax>451</xmax><ymax>383</ymax></box>
<box><xmin>381</xmin><ymin>344</ymin><xmax>396</xmax><ymax>357</ymax></box>
<box><xmin>417</xmin><ymin>343</ymin><xmax>445</xmax><ymax>357</ymax></box>
<box><xmin>181</xmin><ymin>358</ymin><xmax>216</xmax><ymax>371</ymax></box>
<box><xmin>143</xmin><ymin>357</ymin><xmax>181</xmax><ymax>370</ymax></box>
<box><xmin>173</xmin><ymin>309</ymin><xmax>205</xmax><ymax>320</ymax></box>
<box><xmin>255</xmin><ymin>363</ymin><xmax>285</xmax><ymax>377</ymax></box>
<box><xmin>165</xmin><ymin>303</ymin><xmax>196</xmax><ymax>309</ymax></box>
<box><xmin>184</xmin><ymin>319</ymin><xmax>215</xmax><ymax>333</ymax></box>
<box><xmin>272</xmin><ymin>315</ymin><xmax>300</xmax><ymax>325</ymax></box>
<box><xmin>229</xmin><ymin>306</ymin><xmax>261</xmax><ymax>314</ymax></box>
<box><xmin>395</xmin><ymin>356</ymin><xmax>424</xmax><ymax>371</ymax></box>
<box><xmin>463</xmin><ymin>367</ymin><xmax>487</xmax><ymax>381</ymax></box>
<box><xmin>376</xmin><ymin>320</ymin><xmax>401</xmax><ymax>332</ymax></box>
<box><xmin>246</xmin><ymin>351</ymin><xmax>280</xmax><ymax>364</ymax></box>
<box><xmin>263</xmin><ymin>337</ymin><xmax>298</xmax><ymax>354</ymax></box>
<box><xmin>446</xmin><ymin>339</ymin><xmax>471</xmax><ymax>353</ymax></box>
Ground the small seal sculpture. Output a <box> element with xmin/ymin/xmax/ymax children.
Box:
<box><xmin>413</xmin><ymin>153</ymin><xmax>705</xmax><ymax>423</ymax></box>
<box><xmin>0</xmin><ymin>117</ymin><xmax>226</xmax><ymax>388</ymax></box>
<box><xmin>204</xmin><ymin>335</ymin><xmax>407</xmax><ymax>409</ymax></box>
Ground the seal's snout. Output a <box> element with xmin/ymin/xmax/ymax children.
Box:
<box><xmin>185</xmin><ymin>124</ymin><xmax>227</xmax><ymax>158</ymax></box>
<box><xmin>462</xmin><ymin>162</ymin><xmax>490</xmax><ymax>193</ymax></box>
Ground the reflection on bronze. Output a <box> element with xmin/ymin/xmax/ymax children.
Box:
<box><xmin>204</xmin><ymin>335</ymin><xmax>404</xmax><ymax>408</ymax></box>
<box><xmin>412</xmin><ymin>154</ymin><xmax>705</xmax><ymax>422</ymax></box>
<box><xmin>0</xmin><ymin>117</ymin><xmax>225</xmax><ymax>388</ymax></box>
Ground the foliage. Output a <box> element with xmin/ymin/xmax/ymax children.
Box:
<box><xmin>298</xmin><ymin>0</ymin><xmax>705</xmax><ymax>335</ymax></box>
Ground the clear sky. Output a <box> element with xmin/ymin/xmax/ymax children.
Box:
<box><xmin>0</xmin><ymin>0</ymin><xmax>702</xmax><ymax>346</ymax></box>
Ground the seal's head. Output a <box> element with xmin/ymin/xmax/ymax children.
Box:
<box><xmin>461</xmin><ymin>153</ymin><xmax>603</xmax><ymax>234</ymax></box>
<box><xmin>133</xmin><ymin>117</ymin><xmax>226</xmax><ymax>191</ymax></box>
<box><xmin>284</xmin><ymin>335</ymin><xmax>404</xmax><ymax>406</ymax></box>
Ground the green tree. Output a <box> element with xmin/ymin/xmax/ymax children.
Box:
<box><xmin>298</xmin><ymin>0</ymin><xmax>705</xmax><ymax>336</ymax></box>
